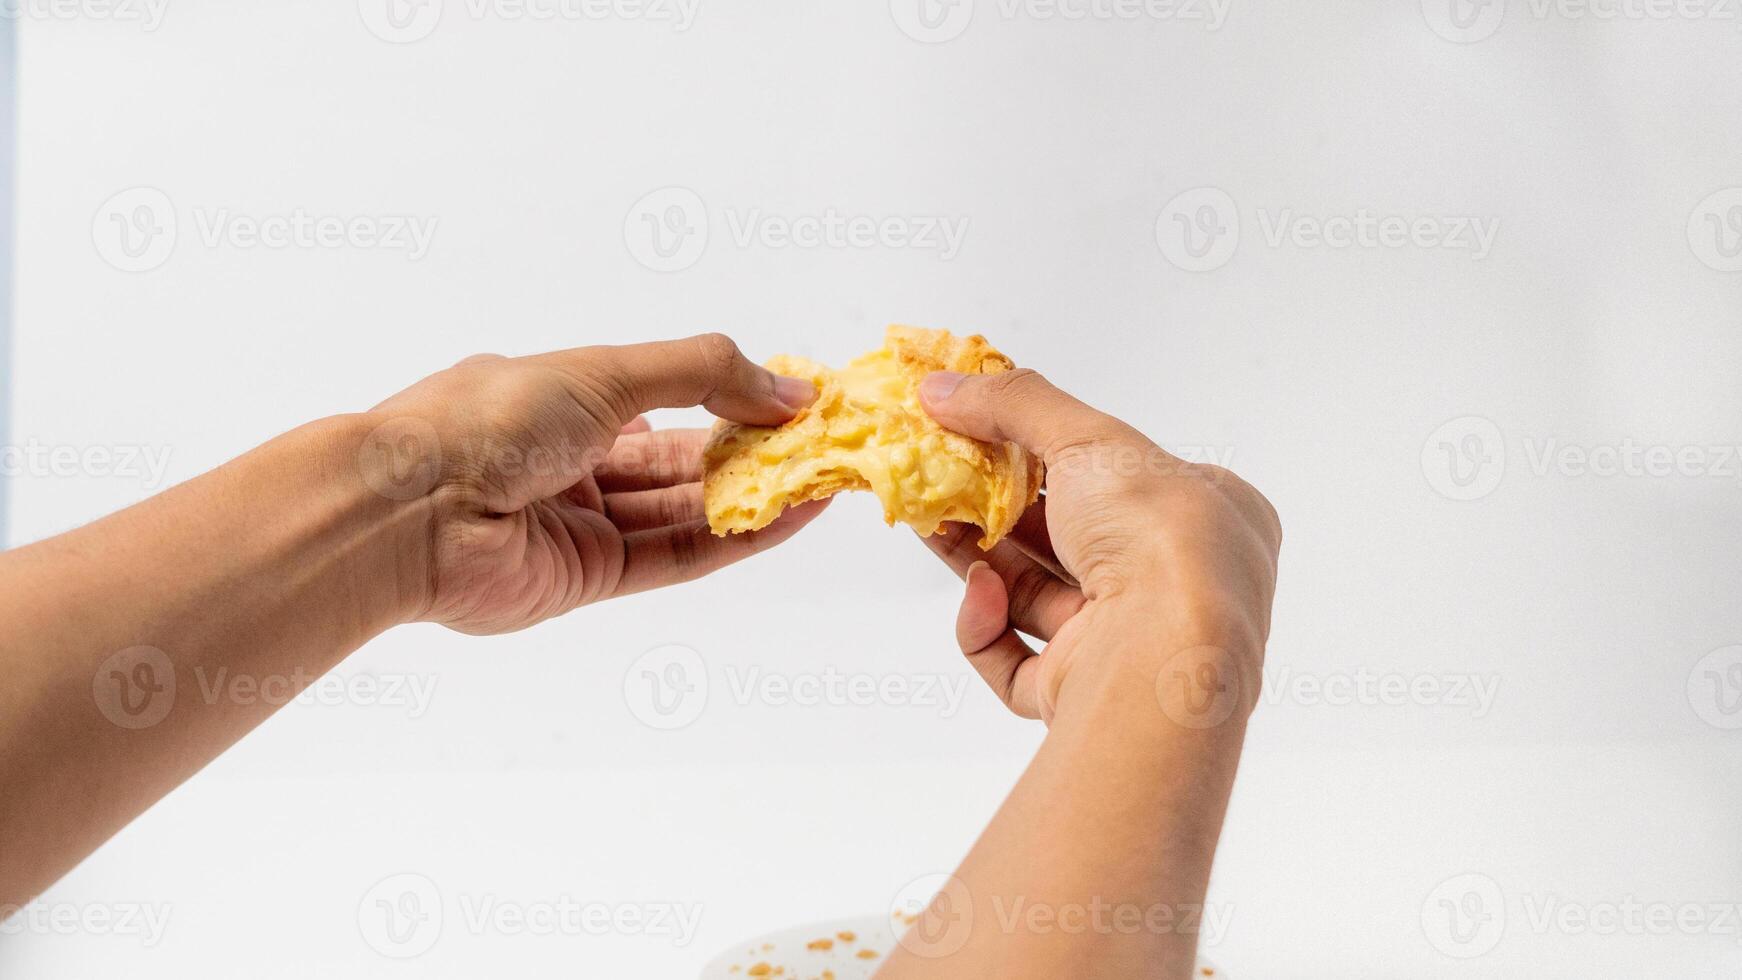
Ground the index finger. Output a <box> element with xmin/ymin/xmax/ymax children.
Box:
<box><xmin>545</xmin><ymin>332</ymin><xmax>816</xmax><ymax>430</ymax></box>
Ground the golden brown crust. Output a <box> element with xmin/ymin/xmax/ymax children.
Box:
<box><xmin>701</xmin><ymin>326</ymin><xmax>1044</xmax><ymax>548</ymax></box>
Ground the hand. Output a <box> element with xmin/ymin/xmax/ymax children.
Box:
<box><xmin>915</xmin><ymin>368</ymin><xmax>1282</xmax><ymax>724</ymax></box>
<box><xmin>366</xmin><ymin>334</ymin><xmax>828</xmax><ymax>635</ymax></box>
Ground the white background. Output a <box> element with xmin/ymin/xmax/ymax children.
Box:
<box><xmin>6</xmin><ymin>1</ymin><xmax>1742</xmax><ymax>976</ymax></box>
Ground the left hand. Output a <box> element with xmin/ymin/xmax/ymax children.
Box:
<box><xmin>365</xmin><ymin>333</ymin><xmax>827</xmax><ymax>634</ymax></box>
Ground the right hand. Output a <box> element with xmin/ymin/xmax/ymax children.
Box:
<box><xmin>916</xmin><ymin>368</ymin><xmax>1283</xmax><ymax>724</ymax></box>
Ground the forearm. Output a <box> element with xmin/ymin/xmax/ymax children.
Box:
<box><xmin>880</xmin><ymin>601</ymin><xmax>1255</xmax><ymax>979</ymax></box>
<box><xmin>0</xmin><ymin>413</ymin><xmax>427</xmax><ymax>906</ymax></box>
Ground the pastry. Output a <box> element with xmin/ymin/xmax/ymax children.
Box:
<box><xmin>702</xmin><ymin>326</ymin><xmax>1043</xmax><ymax>548</ymax></box>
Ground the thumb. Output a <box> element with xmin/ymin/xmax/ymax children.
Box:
<box><xmin>918</xmin><ymin>368</ymin><xmax>1127</xmax><ymax>463</ymax></box>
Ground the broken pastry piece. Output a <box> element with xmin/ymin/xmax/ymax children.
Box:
<box><xmin>702</xmin><ymin>325</ymin><xmax>1044</xmax><ymax>548</ymax></box>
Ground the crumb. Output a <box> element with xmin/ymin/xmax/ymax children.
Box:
<box><xmin>806</xmin><ymin>938</ymin><xmax>833</xmax><ymax>951</ymax></box>
<box><xmin>835</xmin><ymin>931</ymin><xmax>856</xmax><ymax>942</ymax></box>
<box><xmin>747</xmin><ymin>964</ymin><xmax>772</xmax><ymax>977</ymax></box>
<box><xmin>856</xmin><ymin>949</ymin><xmax>879</xmax><ymax>960</ymax></box>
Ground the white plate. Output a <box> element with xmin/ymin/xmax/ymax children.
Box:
<box><xmin>699</xmin><ymin>914</ymin><xmax>1226</xmax><ymax>979</ymax></box>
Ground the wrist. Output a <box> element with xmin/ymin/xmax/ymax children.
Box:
<box><xmin>308</xmin><ymin>412</ymin><xmax>441</xmax><ymax>632</ymax></box>
<box><xmin>1048</xmin><ymin>594</ymin><xmax>1264</xmax><ymax>738</ymax></box>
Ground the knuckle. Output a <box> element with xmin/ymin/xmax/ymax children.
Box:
<box><xmin>983</xmin><ymin>367</ymin><xmax>1048</xmax><ymax>402</ymax></box>
<box><xmin>934</xmin><ymin>522</ymin><xmax>982</xmax><ymax>567</ymax></box>
<box><xmin>667</xmin><ymin>525</ymin><xmax>702</xmax><ymax>570</ymax></box>
<box><xmin>1244</xmin><ymin>483</ymin><xmax>1284</xmax><ymax>550</ymax></box>
<box><xmin>454</xmin><ymin>352</ymin><xmax>507</xmax><ymax>369</ymax></box>
<box><xmin>1007</xmin><ymin>565</ymin><xmax>1053</xmax><ymax>617</ymax></box>
<box><xmin>1045</xmin><ymin>430</ymin><xmax>1158</xmax><ymax>485</ymax></box>
<box><xmin>656</xmin><ymin>489</ymin><xmax>689</xmax><ymax>528</ymax></box>
<box><xmin>467</xmin><ymin>367</ymin><xmax>537</xmax><ymax>427</ymax></box>
<box><xmin>1186</xmin><ymin>464</ymin><xmax>1281</xmax><ymax>550</ymax></box>
<box><xmin>1196</xmin><ymin>463</ymin><xmax>1237</xmax><ymax>487</ymax></box>
<box><xmin>691</xmin><ymin>332</ymin><xmax>744</xmax><ymax>377</ymax></box>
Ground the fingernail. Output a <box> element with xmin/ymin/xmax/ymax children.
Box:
<box><xmin>920</xmin><ymin>371</ymin><xmax>967</xmax><ymax>404</ymax></box>
<box><xmin>773</xmin><ymin>375</ymin><xmax>817</xmax><ymax>411</ymax></box>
